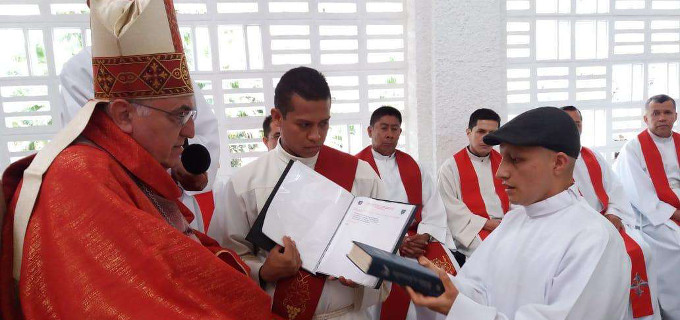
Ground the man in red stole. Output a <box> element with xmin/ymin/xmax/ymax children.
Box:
<box><xmin>437</xmin><ymin>109</ymin><xmax>509</xmax><ymax>260</ymax></box>
<box><xmin>356</xmin><ymin>106</ymin><xmax>458</xmax><ymax>320</ymax></box>
<box><xmin>614</xmin><ymin>94</ymin><xmax>680</xmax><ymax>320</ymax></box>
<box><xmin>0</xmin><ymin>1</ymin><xmax>279</xmax><ymax>319</ymax></box>
<box><xmin>208</xmin><ymin>67</ymin><xmax>388</xmax><ymax>320</ymax></box>
<box><xmin>563</xmin><ymin>106</ymin><xmax>659</xmax><ymax>320</ymax></box>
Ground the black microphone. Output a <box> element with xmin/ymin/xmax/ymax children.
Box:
<box><xmin>181</xmin><ymin>143</ymin><xmax>211</xmax><ymax>175</ymax></box>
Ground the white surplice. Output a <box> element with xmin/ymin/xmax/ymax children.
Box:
<box><xmin>573</xmin><ymin>149</ymin><xmax>660</xmax><ymax>320</ymax></box>
<box><xmin>367</xmin><ymin>149</ymin><xmax>458</xmax><ymax>320</ymax></box>
<box><xmin>613</xmin><ymin>130</ymin><xmax>680</xmax><ymax>320</ymax></box>
<box><xmin>58</xmin><ymin>46</ymin><xmax>220</xmax><ymax>232</ymax></box>
<box><xmin>208</xmin><ymin>143</ymin><xmax>388</xmax><ymax>320</ymax></box>
<box><xmin>438</xmin><ymin>148</ymin><xmax>509</xmax><ymax>256</ymax></box>
<box><xmin>444</xmin><ymin>186</ymin><xmax>630</xmax><ymax>320</ymax></box>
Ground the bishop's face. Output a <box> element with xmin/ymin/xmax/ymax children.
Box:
<box><xmin>368</xmin><ymin>115</ymin><xmax>402</xmax><ymax>156</ymax></box>
<box><xmin>496</xmin><ymin>144</ymin><xmax>556</xmax><ymax>206</ymax></box>
<box><xmin>644</xmin><ymin>100</ymin><xmax>677</xmax><ymax>138</ymax></box>
<box><xmin>128</xmin><ymin>96</ymin><xmax>196</xmax><ymax>169</ymax></box>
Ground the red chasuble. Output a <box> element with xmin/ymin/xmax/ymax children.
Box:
<box><xmin>271</xmin><ymin>146</ymin><xmax>358</xmax><ymax>320</ymax></box>
<box><xmin>580</xmin><ymin>146</ymin><xmax>654</xmax><ymax>318</ymax></box>
<box><xmin>0</xmin><ymin>109</ymin><xmax>279</xmax><ymax>320</ymax></box>
<box><xmin>638</xmin><ymin>130</ymin><xmax>680</xmax><ymax>227</ymax></box>
<box><xmin>356</xmin><ymin>146</ymin><xmax>457</xmax><ymax>320</ymax></box>
<box><xmin>452</xmin><ymin>148</ymin><xmax>509</xmax><ymax>240</ymax></box>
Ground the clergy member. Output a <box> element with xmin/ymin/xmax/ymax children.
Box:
<box><xmin>1</xmin><ymin>0</ymin><xmax>278</xmax><ymax>319</ymax></box>
<box><xmin>58</xmin><ymin>1</ymin><xmax>220</xmax><ymax>233</ymax></box>
<box><xmin>263</xmin><ymin>115</ymin><xmax>281</xmax><ymax>151</ymax></box>
<box><xmin>562</xmin><ymin>105</ymin><xmax>659</xmax><ymax>320</ymax></box>
<box><xmin>613</xmin><ymin>94</ymin><xmax>680</xmax><ymax>320</ymax></box>
<box><xmin>408</xmin><ymin>107</ymin><xmax>630</xmax><ymax>320</ymax></box>
<box><xmin>356</xmin><ymin>106</ymin><xmax>458</xmax><ymax>320</ymax></box>
<box><xmin>438</xmin><ymin>109</ymin><xmax>509</xmax><ymax>258</ymax></box>
<box><xmin>208</xmin><ymin>66</ymin><xmax>388</xmax><ymax>320</ymax></box>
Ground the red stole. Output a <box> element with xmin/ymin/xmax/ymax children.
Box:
<box><xmin>452</xmin><ymin>148</ymin><xmax>509</xmax><ymax>240</ymax></box>
<box><xmin>638</xmin><ymin>130</ymin><xmax>680</xmax><ymax>227</ymax></box>
<box><xmin>1</xmin><ymin>110</ymin><xmax>275</xmax><ymax>320</ymax></box>
<box><xmin>580</xmin><ymin>146</ymin><xmax>654</xmax><ymax>318</ymax></box>
<box><xmin>356</xmin><ymin>146</ymin><xmax>457</xmax><ymax>320</ymax></box>
<box><xmin>194</xmin><ymin>191</ymin><xmax>215</xmax><ymax>231</ymax></box>
<box><xmin>271</xmin><ymin>146</ymin><xmax>358</xmax><ymax>320</ymax></box>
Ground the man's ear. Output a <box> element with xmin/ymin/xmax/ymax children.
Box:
<box><xmin>553</xmin><ymin>152</ymin><xmax>571</xmax><ymax>176</ymax></box>
<box><xmin>367</xmin><ymin>125</ymin><xmax>373</xmax><ymax>138</ymax></box>
<box><xmin>107</xmin><ymin>99</ymin><xmax>135</xmax><ymax>134</ymax></box>
<box><xmin>271</xmin><ymin>108</ymin><xmax>283</xmax><ymax>123</ymax></box>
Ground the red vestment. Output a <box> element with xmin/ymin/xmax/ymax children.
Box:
<box><xmin>356</xmin><ymin>146</ymin><xmax>456</xmax><ymax>320</ymax></box>
<box><xmin>452</xmin><ymin>148</ymin><xmax>509</xmax><ymax>240</ymax></box>
<box><xmin>272</xmin><ymin>146</ymin><xmax>358</xmax><ymax>320</ymax></box>
<box><xmin>1</xmin><ymin>108</ymin><xmax>280</xmax><ymax>320</ymax></box>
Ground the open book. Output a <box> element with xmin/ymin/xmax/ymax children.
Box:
<box><xmin>246</xmin><ymin>160</ymin><xmax>416</xmax><ymax>288</ymax></box>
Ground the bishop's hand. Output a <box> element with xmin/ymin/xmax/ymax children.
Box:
<box><xmin>672</xmin><ymin>210</ymin><xmax>680</xmax><ymax>224</ymax></box>
<box><xmin>171</xmin><ymin>163</ymin><xmax>208</xmax><ymax>191</ymax></box>
<box><xmin>406</xmin><ymin>256</ymin><xmax>459</xmax><ymax>316</ymax></box>
<box><xmin>259</xmin><ymin>236</ymin><xmax>302</xmax><ymax>283</ymax></box>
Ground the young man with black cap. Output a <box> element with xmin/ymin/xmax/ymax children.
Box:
<box><xmin>562</xmin><ymin>106</ymin><xmax>659</xmax><ymax>320</ymax></box>
<box><xmin>208</xmin><ymin>67</ymin><xmax>388</xmax><ymax>320</ymax></box>
<box><xmin>407</xmin><ymin>107</ymin><xmax>630</xmax><ymax>320</ymax></box>
<box><xmin>356</xmin><ymin>106</ymin><xmax>458</xmax><ymax>320</ymax></box>
<box><xmin>614</xmin><ymin>94</ymin><xmax>680</xmax><ymax>320</ymax></box>
<box><xmin>437</xmin><ymin>109</ymin><xmax>510</xmax><ymax>258</ymax></box>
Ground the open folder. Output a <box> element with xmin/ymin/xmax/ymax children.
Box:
<box><xmin>246</xmin><ymin>160</ymin><xmax>416</xmax><ymax>288</ymax></box>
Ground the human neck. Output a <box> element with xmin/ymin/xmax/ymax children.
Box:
<box><xmin>280</xmin><ymin>138</ymin><xmax>305</xmax><ymax>158</ymax></box>
<box><xmin>467</xmin><ymin>145</ymin><xmax>490</xmax><ymax>157</ymax></box>
<box><xmin>372</xmin><ymin>146</ymin><xmax>395</xmax><ymax>157</ymax></box>
<box><xmin>535</xmin><ymin>178</ymin><xmax>573</xmax><ymax>204</ymax></box>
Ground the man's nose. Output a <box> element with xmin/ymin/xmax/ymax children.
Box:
<box><xmin>180</xmin><ymin>117</ymin><xmax>196</xmax><ymax>139</ymax></box>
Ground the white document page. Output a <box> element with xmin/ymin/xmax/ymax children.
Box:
<box><xmin>316</xmin><ymin>197</ymin><xmax>414</xmax><ymax>287</ymax></box>
<box><xmin>262</xmin><ymin>161</ymin><xmax>355</xmax><ymax>273</ymax></box>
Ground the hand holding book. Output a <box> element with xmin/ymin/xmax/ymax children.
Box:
<box><xmin>259</xmin><ymin>236</ymin><xmax>302</xmax><ymax>283</ymax></box>
<box><xmin>405</xmin><ymin>256</ymin><xmax>459</xmax><ymax>316</ymax></box>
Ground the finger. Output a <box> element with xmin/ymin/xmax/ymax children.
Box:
<box><xmin>282</xmin><ymin>237</ymin><xmax>298</xmax><ymax>257</ymax></box>
<box><xmin>418</xmin><ymin>256</ymin><xmax>434</xmax><ymax>269</ymax></box>
<box><xmin>327</xmin><ymin>276</ymin><xmax>337</xmax><ymax>281</ymax></box>
<box><xmin>437</xmin><ymin>267</ymin><xmax>456</xmax><ymax>293</ymax></box>
<box><xmin>405</xmin><ymin>286</ymin><xmax>424</xmax><ymax>304</ymax></box>
<box><xmin>272</xmin><ymin>244</ymin><xmax>284</xmax><ymax>256</ymax></box>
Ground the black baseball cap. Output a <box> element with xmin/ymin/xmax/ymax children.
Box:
<box><xmin>483</xmin><ymin>107</ymin><xmax>581</xmax><ymax>158</ymax></box>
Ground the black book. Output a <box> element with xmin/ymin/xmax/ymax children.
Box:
<box><xmin>348</xmin><ymin>241</ymin><xmax>445</xmax><ymax>297</ymax></box>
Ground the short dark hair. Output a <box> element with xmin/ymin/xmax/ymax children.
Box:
<box><xmin>468</xmin><ymin>108</ymin><xmax>501</xmax><ymax>130</ymax></box>
<box><xmin>263</xmin><ymin>115</ymin><xmax>273</xmax><ymax>138</ymax></box>
<box><xmin>274</xmin><ymin>67</ymin><xmax>331</xmax><ymax>118</ymax></box>
<box><xmin>646</xmin><ymin>94</ymin><xmax>676</xmax><ymax>110</ymax></box>
<box><xmin>370</xmin><ymin>106</ymin><xmax>402</xmax><ymax>126</ymax></box>
<box><xmin>561</xmin><ymin>105</ymin><xmax>582</xmax><ymax>119</ymax></box>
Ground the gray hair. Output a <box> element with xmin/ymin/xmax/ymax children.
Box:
<box><xmin>645</xmin><ymin>94</ymin><xmax>676</xmax><ymax>110</ymax></box>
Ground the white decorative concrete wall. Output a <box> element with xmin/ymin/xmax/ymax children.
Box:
<box><xmin>409</xmin><ymin>0</ymin><xmax>506</xmax><ymax>176</ymax></box>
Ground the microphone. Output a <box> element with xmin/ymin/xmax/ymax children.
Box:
<box><xmin>181</xmin><ymin>143</ymin><xmax>211</xmax><ymax>175</ymax></box>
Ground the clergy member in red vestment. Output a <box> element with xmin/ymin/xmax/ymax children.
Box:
<box><xmin>437</xmin><ymin>109</ymin><xmax>510</xmax><ymax>259</ymax></box>
<box><xmin>356</xmin><ymin>106</ymin><xmax>458</xmax><ymax>320</ymax></box>
<box><xmin>0</xmin><ymin>1</ymin><xmax>279</xmax><ymax>319</ymax></box>
<box><xmin>614</xmin><ymin>94</ymin><xmax>680</xmax><ymax>320</ymax></box>
<box><xmin>208</xmin><ymin>67</ymin><xmax>388</xmax><ymax>320</ymax></box>
<box><xmin>562</xmin><ymin>106</ymin><xmax>659</xmax><ymax>320</ymax></box>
